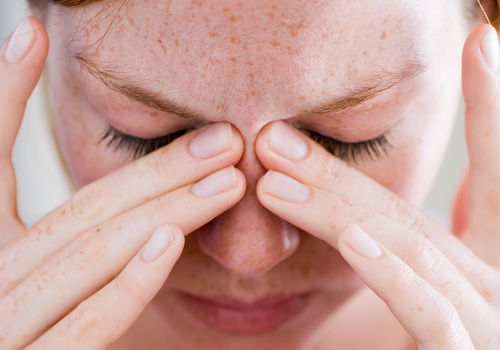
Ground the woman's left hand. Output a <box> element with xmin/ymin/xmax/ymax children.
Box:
<box><xmin>255</xmin><ymin>24</ymin><xmax>500</xmax><ymax>349</ymax></box>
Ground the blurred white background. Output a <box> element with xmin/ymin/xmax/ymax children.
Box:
<box><xmin>0</xmin><ymin>0</ymin><xmax>468</xmax><ymax>227</ymax></box>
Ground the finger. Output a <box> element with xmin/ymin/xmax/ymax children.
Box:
<box><xmin>257</xmin><ymin>171</ymin><xmax>498</xmax><ymax>330</ymax></box>
<box><xmin>0</xmin><ymin>123</ymin><xmax>242</xmax><ymax>290</ymax></box>
<box><xmin>25</xmin><ymin>224</ymin><xmax>184</xmax><ymax>350</ymax></box>
<box><xmin>255</xmin><ymin>121</ymin><xmax>500</xmax><ymax>296</ymax></box>
<box><xmin>0</xmin><ymin>17</ymin><xmax>48</xmax><ymax>222</ymax></box>
<box><xmin>461</xmin><ymin>24</ymin><xmax>500</xmax><ymax>264</ymax></box>
<box><xmin>255</xmin><ymin>121</ymin><xmax>445</xmax><ymax>249</ymax></box>
<box><xmin>0</xmin><ymin>166</ymin><xmax>245</xmax><ymax>348</ymax></box>
<box><xmin>337</xmin><ymin>225</ymin><xmax>475</xmax><ymax>350</ymax></box>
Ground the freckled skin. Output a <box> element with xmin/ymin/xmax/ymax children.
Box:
<box><xmin>42</xmin><ymin>0</ymin><xmax>475</xmax><ymax>349</ymax></box>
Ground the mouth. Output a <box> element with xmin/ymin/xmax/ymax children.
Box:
<box><xmin>175</xmin><ymin>291</ymin><xmax>314</xmax><ymax>334</ymax></box>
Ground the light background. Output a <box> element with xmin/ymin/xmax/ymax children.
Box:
<box><xmin>0</xmin><ymin>0</ymin><xmax>468</xmax><ymax>227</ymax></box>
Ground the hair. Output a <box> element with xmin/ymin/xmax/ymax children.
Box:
<box><xmin>29</xmin><ymin>0</ymin><xmax>100</xmax><ymax>7</ymax></box>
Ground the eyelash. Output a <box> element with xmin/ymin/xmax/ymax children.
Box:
<box><xmin>299</xmin><ymin>129</ymin><xmax>392</xmax><ymax>162</ymax></box>
<box><xmin>100</xmin><ymin>127</ymin><xmax>189</xmax><ymax>159</ymax></box>
<box><xmin>100</xmin><ymin>126</ymin><xmax>392</xmax><ymax>162</ymax></box>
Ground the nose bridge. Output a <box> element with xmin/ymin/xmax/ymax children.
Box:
<box><xmin>197</xmin><ymin>122</ymin><xmax>301</xmax><ymax>277</ymax></box>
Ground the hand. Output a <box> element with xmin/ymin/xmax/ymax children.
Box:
<box><xmin>255</xmin><ymin>24</ymin><xmax>500</xmax><ymax>349</ymax></box>
<box><xmin>0</xmin><ymin>18</ymin><xmax>246</xmax><ymax>349</ymax></box>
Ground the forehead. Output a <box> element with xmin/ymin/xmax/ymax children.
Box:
<box><xmin>50</xmin><ymin>0</ymin><xmax>455</xmax><ymax>121</ymax></box>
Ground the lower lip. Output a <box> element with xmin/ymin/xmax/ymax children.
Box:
<box><xmin>177</xmin><ymin>292</ymin><xmax>312</xmax><ymax>334</ymax></box>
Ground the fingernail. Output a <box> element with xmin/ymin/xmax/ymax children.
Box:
<box><xmin>191</xmin><ymin>166</ymin><xmax>236</xmax><ymax>197</ymax></box>
<box><xmin>480</xmin><ymin>26</ymin><xmax>500</xmax><ymax>71</ymax></box>
<box><xmin>190</xmin><ymin>123</ymin><xmax>232</xmax><ymax>158</ymax></box>
<box><xmin>5</xmin><ymin>18</ymin><xmax>36</xmax><ymax>63</ymax></box>
<box><xmin>269</xmin><ymin>122</ymin><xmax>308</xmax><ymax>160</ymax></box>
<box><xmin>341</xmin><ymin>225</ymin><xmax>383</xmax><ymax>260</ymax></box>
<box><xmin>263</xmin><ymin>171</ymin><xmax>310</xmax><ymax>202</ymax></box>
<box><xmin>142</xmin><ymin>224</ymin><xmax>174</xmax><ymax>262</ymax></box>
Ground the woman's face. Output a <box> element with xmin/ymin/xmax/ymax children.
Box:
<box><xmin>44</xmin><ymin>0</ymin><xmax>470</xmax><ymax>348</ymax></box>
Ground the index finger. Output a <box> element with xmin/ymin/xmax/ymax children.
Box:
<box><xmin>0</xmin><ymin>123</ymin><xmax>242</xmax><ymax>291</ymax></box>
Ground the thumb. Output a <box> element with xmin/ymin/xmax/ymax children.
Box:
<box><xmin>461</xmin><ymin>23</ymin><xmax>500</xmax><ymax>265</ymax></box>
<box><xmin>0</xmin><ymin>17</ymin><xmax>48</xmax><ymax>222</ymax></box>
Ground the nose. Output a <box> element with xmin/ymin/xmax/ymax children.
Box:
<box><xmin>197</xmin><ymin>128</ymin><xmax>300</xmax><ymax>277</ymax></box>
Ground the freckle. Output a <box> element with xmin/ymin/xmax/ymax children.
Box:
<box><xmin>272</xmin><ymin>4</ymin><xmax>277</xmax><ymax>8</ymax></box>
<box><xmin>80</xmin><ymin>250</ymin><xmax>84</xmax><ymax>255</ymax></box>
<box><xmin>37</xmin><ymin>284</ymin><xmax>42</xmax><ymax>291</ymax></box>
<box><xmin>271</xmin><ymin>40</ymin><xmax>280</xmax><ymax>47</ymax></box>
<box><xmin>485</xmin><ymin>130</ymin><xmax>491</xmax><ymax>136</ymax></box>
<box><xmin>144</xmin><ymin>197</ymin><xmax>152</xmax><ymax>202</ymax></box>
<box><xmin>223</xmin><ymin>7</ymin><xmax>229</xmax><ymax>12</ymax></box>
<box><xmin>248</xmin><ymin>73</ymin><xmax>254</xmax><ymax>78</ymax></box>
<box><xmin>174</xmin><ymin>39</ymin><xmax>179</xmax><ymax>46</ymax></box>
<box><xmin>210</xmin><ymin>32</ymin><xmax>219</xmax><ymax>38</ymax></box>
<box><xmin>380</xmin><ymin>32</ymin><xmax>387</xmax><ymax>40</ymax></box>
<box><xmin>204</xmin><ymin>17</ymin><xmax>210</xmax><ymax>23</ymax></box>
<box><xmin>96</xmin><ymin>228</ymin><xmax>100</xmax><ymax>232</ymax></box>
<box><xmin>287</xmin><ymin>23</ymin><xmax>303</xmax><ymax>37</ymax></box>
<box><xmin>246</xmin><ymin>60</ymin><xmax>253</xmax><ymax>66</ymax></box>
<box><xmin>417</xmin><ymin>307</ymin><xmax>423</xmax><ymax>312</ymax></box>
<box><xmin>229</xmin><ymin>15</ymin><xmax>237</xmax><ymax>22</ymax></box>
<box><xmin>230</xmin><ymin>37</ymin><xmax>236</xmax><ymax>43</ymax></box>
<box><xmin>242</xmin><ymin>44</ymin><xmax>248</xmax><ymax>50</ymax></box>
<box><xmin>229</xmin><ymin>57</ymin><xmax>236</xmax><ymax>62</ymax></box>
<box><xmin>363</xmin><ymin>51</ymin><xmax>367</xmax><ymax>55</ymax></box>
<box><xmin>201</xmin><ymin>73</ymin><xmax>207</xmax><ymax>78</ymax></box>
<box><xmin>266</xmin><ymin>79</ymin><xmax>272</xmax><ymax>84</ymax></box>
<box><xmin>330</xmin><ymin>225</ymin><xmax>336</xmax><ymax>230</ymax></box>
<box><xmin>60</xmin><ymin>209</ymin><xmax>66</xmax><ymax>216</ymax></box>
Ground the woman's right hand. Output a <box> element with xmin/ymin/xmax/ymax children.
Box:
<box><xmin>0</xmin><ymin>17</ymin><xmax>246</xmax><ymax>350</ymax></box>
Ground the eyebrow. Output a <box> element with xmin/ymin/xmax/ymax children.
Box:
<box><xmin>75</xmin><ymin>55</ymin><xmax>426</xmax><ymax>120</ymax></box>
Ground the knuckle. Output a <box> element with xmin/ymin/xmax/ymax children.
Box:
<box><xmin>404</xmin><ymin>238</ymin><xmax>442</xmax><ymax>275</ymax></box>
<box><xmin>67</xmin><ymin>230</ymin><xmax>109</xmax><ymax>269</ymax></box>
<box><xmin>113</xmin><ymin>273</ymin><xmax>145</xmax><ymax>307</ymax></box>
<box><xmin>65</xmin><ymin>299</ymin><xmax>102</xmax><ymax>341</ymax></box>
<box><xmin>67</xmin><ymin>184</ymin><xmax>102</xmax><ymax>221</ymax></box>
<box><xmin>429</xmin><ymin>305</ymin><xmax>467</xmax><ymax>348</ymax></box>
<box><xmin>322</xmin><ymin>157</ymin><xmax>344</xmax><ymax>185</ymax></box>
<box><xmin>390</xmin><ymin>265</ymin><xmax>417</xmax><ymax>295</ymax></box>
<box><xmin>389</xmin><ymin>198</ymin><xmax>426</xmax><ymax>234</ymax></box>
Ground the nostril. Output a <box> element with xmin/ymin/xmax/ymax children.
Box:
<box><xmin>197</xmin><ymin>217</ymin><xmax>301</xmax><ymax>277</ymax></box>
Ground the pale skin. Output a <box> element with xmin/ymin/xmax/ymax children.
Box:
<box><xmin>0</xmin><ymin>0</ymin><xmax>499</xmax><ymax>349</ymax></box>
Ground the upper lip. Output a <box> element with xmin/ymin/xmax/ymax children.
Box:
<box><xmin>177</xmin><ymin>291</ymin><xmax>312</xmax><ymax>310</ymax></box>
